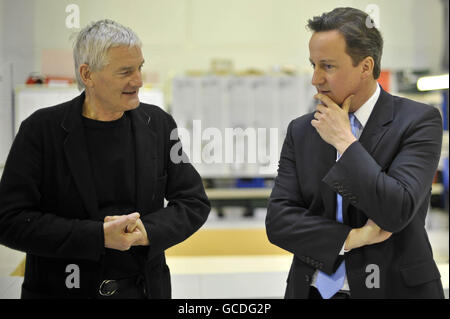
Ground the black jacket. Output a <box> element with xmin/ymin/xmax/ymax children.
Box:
<box><xmin>266</xmin><ymin>88</ymin><xmax>445</xmax><ymax>298</ymax></box>
<box><xmin>0</xmin><ymin>92</ymin><xmax>210</xmax><ymax>298</ymax></box>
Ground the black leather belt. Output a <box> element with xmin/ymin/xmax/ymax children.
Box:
<box><xmin>309</xmin><ymin>286</ymin><xmax>351</xmax><ymax>299</ymax></box>
<box><xmin>98</xmin><ymin>275</ymin><xmax>146</xmax><ymax>297</ymax></box>
<box><xmin>334</xmin><ymin>290</ymin><xmax>351</xmax><ymax>299</ymax></box>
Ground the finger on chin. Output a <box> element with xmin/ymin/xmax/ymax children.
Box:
<box><xmin>342</xmin><ymin>94</ymin><xmax>354</xmax><ymax>113</ymax></box>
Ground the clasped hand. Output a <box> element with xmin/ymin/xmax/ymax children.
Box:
<box><xmin>103</xmin><ymin>212</ymin><xmax>149</xmax><ymax>251</ymax></box>
<box><xmin>359</xmin><ymin>219</ymin><xmax>393</xmax><ymax>246</ymax></box>
<box><xmin>345</xmin><ymin>217</ymin><xmax>393</xmax><ymax>251</ymax></box>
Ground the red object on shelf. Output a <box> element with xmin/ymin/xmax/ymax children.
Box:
<box><xmin>44</xmin><ymin>76</ymin><xmax>75</xmax><ymax>85</ymax></box>
<box><xmin>25</xmin><ymin>73</ymin><xmax>44</xmax><ymax>84</ymax></box>
<box><xmin>377</xmin><ymin>70</ymin><xmax>391</xmax><ymax>92</ymax></box>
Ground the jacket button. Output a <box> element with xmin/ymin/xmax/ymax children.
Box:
<box><xmin>305</xmin><ymin>275</ymin><xmax>310</xmax><ymax>282</ymax></box>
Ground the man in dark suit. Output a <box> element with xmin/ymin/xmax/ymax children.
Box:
<box><xmin>266</xmin><ymin>7</ymin><xmax>445</xmax><ymax>299</ymax></box>
<box><xmin>0</xmin><ymin>19</ymin><xmax>210</xmax><ymax>298</ymax></box>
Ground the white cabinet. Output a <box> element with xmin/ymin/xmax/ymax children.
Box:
<box><xmin>14</xmin><ymin>85</ymin><xmax>165</xmax><ymax>135</ymax></box>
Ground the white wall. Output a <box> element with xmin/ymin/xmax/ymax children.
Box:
<box><xmin>0</xmin><ymin>0</ymin><xmax>36</xmax><ymax>166</ymax></box>
<box><xmin>0</xmin><ymin>0</ymin><xmax>3</xmax><ymax>53</ymax></box>
<box><xmin>30</xmin><ymin>0</ymin><xmax>444</xmax><ymax>80</ymax></box>
<box><xmin>410</xmin><ymin>0</ymin><xmax>446</xmax><ymax>70</ymax></box>
<box><xmin>0</xmin><ymin>0</ymin><xmax>11</xmax><ymax>167</ymax></box>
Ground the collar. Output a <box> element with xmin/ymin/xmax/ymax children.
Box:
<box><xmin>353</xmin><ymin>83</ymin><xmax>380</xmax><ymax>129</ymax></box>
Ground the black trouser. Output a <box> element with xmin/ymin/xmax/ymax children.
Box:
<box><xmin>308</xmin><ymin>286</ymin><xmax>351</xmax><ymax>299</ymax></box>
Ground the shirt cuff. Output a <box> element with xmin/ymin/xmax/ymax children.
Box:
<box><xmin>339</xmin><ymin>242</ymin><xmax>351</xmax><ymax>255</ymax></box>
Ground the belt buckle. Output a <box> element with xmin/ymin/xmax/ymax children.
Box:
<box><xmin>99</xmin><ymin>280</ymin><xmax>117</xmax><ymax>297</ymax></box>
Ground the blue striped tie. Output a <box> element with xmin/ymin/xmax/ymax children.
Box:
<box><xmin>315</xmin><ymin>113</ymin><xmax>361</xmax><ymax>299</ymax></box>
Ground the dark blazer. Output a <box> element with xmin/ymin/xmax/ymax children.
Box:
<box><xmin>0</xmin><ymin>92</ymin><xmax>210</xmax><ymax>298</ymax></box>
<box><xmin>266</xmin><ymin>88</ymin><xmax>445</xmax><ymax>299</ymax></box>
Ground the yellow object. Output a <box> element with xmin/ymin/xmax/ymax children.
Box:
<box><xmin>166</xmin><ymin>228</ymin><xmax>288</xmax><ymax>256</ymax></box>
<box><xmin>11</xmin><ymin>258</ymin><xmax>26</xmax><ymax>277</ymax></box>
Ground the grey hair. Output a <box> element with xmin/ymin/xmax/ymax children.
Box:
<box><xmin>73</xmin><ymin>19</ymin><xmax>142</xmax><ymax>91</ymax></box>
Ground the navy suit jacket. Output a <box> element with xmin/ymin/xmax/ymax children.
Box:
<box><xmin>266</xmin><ymin>88</ymin><xmax>445</xmax><ymax>298</ymax></box>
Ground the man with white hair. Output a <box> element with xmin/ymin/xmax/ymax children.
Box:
<box><xmin>0</xmin><ymin>19</ymin><xmax>210</xmax><ymax>299</ymax></box>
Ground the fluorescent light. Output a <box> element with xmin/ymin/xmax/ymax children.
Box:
<box><xmin>417</xmin><ymin>74</ymin><xmax>449</xmax><ymax>91</ymax></box>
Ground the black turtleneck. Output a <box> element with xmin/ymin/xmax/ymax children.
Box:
<box><xmin>82</xmin><ymin>112</ymin><xmax>142</xmax><ymax>279</ymax></box>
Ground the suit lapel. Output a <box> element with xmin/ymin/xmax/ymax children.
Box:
<box><xmin>318</xmin><ymin>136</ymin><xmax>337</xmax><ymax>220</ymax></box>
<box><xmin>358</xmin><ymin>88</ymin><xmax>394</xmax><ymax>155</ymax></box>
<box><xmin>342</xmin><ymin>88</ymin><xmax>394</xmax><ymax>224</ymax></box>
<box><xmin>61</xmin><ymin>95</ymin><xmax>159</xmax><ymax>219</ymax></box>
<box><xmin>129</xmin><ymin>107</ymin><xmax>157</xmax><ymax>214</ymax></box>
<box><xmin>61</xmin><ymin>93</ymin><xmax>100</xmax><ymax>220</ymax></box>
